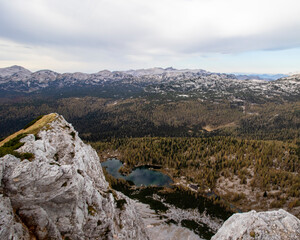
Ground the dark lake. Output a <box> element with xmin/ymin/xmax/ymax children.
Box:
<box><xmin>101</xmin><ymin>158</ymin><xmax>173</xmax><ymax>187</ymax></box>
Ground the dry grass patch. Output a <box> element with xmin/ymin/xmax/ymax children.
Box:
<box><xmin>0</xmin><ymin>113</ymin><xmax>57</xmax><ymax>147</ymax></box>
<box><xmin>203</xmin><ymin>122</ymin><xmax>237</xmax><ymax>132</ymax></box>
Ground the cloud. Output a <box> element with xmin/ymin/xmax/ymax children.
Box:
<box><xmin>0</xmin><ymin>0</ymin><xmax>299</xmax><ymax>72</ymax></box>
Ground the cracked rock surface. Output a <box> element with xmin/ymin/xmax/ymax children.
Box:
<box><xmin>212</xmin><ymin>209</ymin><xmax>300</xmax><ymax>240</ymax></box>
<box><xmin>0</xmin><ymin>114</ymin><xmax>148</xmax><ymax>240</ymax></box>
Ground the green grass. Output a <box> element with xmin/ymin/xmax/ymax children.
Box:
<box><xmin>0</xmin><ymin>133</ymin><xmax>34</xmax><ymax>160</ymax></box>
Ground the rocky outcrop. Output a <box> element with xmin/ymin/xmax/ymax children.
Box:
<box><xmin>0</xmin><ymin>113</ymin><xmax>148</xmax><ymax>240</ymax></box>
<box><xmin>211</xmin><ymin>209</ymin><xmax>300</xmax><ymax>240</ymax></box>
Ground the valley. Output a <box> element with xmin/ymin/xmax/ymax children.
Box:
<box><xmin>0</xmin><ymin>66</ymin><xmax>299</xmax><ymax>239</ymax></box>
<box><xmin>92</xmin><ymin>136</ymin><xmax>299</xmax><ymax>218</ymax></box>
<box><xmin>2</xmin><ymin>0</ymin><xmax>300</xmax><ymax>238</ymax></box>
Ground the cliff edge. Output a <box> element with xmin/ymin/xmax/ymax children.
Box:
<box><xmin>0</xmin><ymin>113</ymin><xmax>148</xmax><ymax>239</ymax></box>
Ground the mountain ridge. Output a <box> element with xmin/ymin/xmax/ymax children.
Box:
<box><xmin>0</xmin><ymin>65</ymin><xmax>299</xmax><ymax>103</ymax></box>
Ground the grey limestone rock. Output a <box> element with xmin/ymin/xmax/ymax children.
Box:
<box><xmin>211</xmin><ymin>209</ymin><xmax>300</xmax><ymax>240</ymax></box>
<box><xmin>0</xmin><ymin>195</ymin><xmax>31</xmax><ymax>239</ymax></box>
<box><xmin>0</xmin><ymin>114</ymin><xmax>148</xmax><ymax>240</ymax></box>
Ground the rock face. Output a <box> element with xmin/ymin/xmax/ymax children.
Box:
<box><xmin>135</xmin><ymin>201</ymin><xmax>202</xmax><ymax>240</ymax></box>
<box><xmin>0</xmin><ymin>195</ymin><xmax>31</xmax><ymax>239</ymax></box>
<box><xmin>0</xmin><ymin>113</ymin><xmax>148</xmax><ymax>240</ymax></box>
<box><xmin>211</xmin><ymin>209</ymin><xmax>300</xmax><ymax>240</ymax></box>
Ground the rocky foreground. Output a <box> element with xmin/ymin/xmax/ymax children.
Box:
<box><xmin>0</xmin><ymin>114</ymin><xmax>148</xmax><ymax>239</ymax></box>
<box><xmin>212</xmin><ymin>209</ymin><xmax>300</xmax><ymax>240</ymax></box>
<box><xmin>0</xmin><ymin>113</ymin><xmax>299</xmax><ymax>239</ymax></box>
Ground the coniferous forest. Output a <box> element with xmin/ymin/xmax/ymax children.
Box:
<box><xmin>0</xmin><ymin>91</ymin><xmax>299</xmax><ymax>218</ymax></box>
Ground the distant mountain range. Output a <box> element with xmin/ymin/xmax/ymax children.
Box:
<box><xmin>235</xmin><ymin>73</ymin><xmax>288</xmax><ymax>81</ymax></box>
<box><xmin>0</xmin><ymin>65</ymin><xmax>299</xmax><ymax>103</ymax></box>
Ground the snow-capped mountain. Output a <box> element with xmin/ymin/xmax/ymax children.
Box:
<box><xmin>0</xmin><ymin>65</ymin><xmax>32</xmax><ymax>81</ymax></box>
<box><xmin>125</xmin><ymin>67</ymin><xmax>207</xmax><ymax>77</ymax></box>
<box><xmin>145</xmin><ymin>72</ymin><xmax>300</xmax><ymax>102</ymax></box>
<box><xmin>0</xmin><ymin>66</ymin><xmax>299</xmax><ymax>102</ymax></box>
<box><xmin>235</xmin><ymin>73</ymin><xmax>288</xmax><ymax>81</ymax></box>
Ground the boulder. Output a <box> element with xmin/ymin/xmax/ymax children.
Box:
<box><xmin>212</xmin><ymin>209</ymin><xmax>300</xmax><ymax>240</ymax></box>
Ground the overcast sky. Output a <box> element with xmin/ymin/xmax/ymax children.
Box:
<box><xmin>0</xmin><ymin>0</ymin><xmax>300</xmax><ymax>73</ymax></box>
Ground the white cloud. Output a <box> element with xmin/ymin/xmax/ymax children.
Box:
<box><xmin>0</xmin><ymin>0</ymin><xmax>299</xmax><ymax>72</ymax></box>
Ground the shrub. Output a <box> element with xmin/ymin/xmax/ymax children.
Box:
<box><xmin>3</xmin><ymin>133</ymin><xmax>27</xmax><ymax>148</ymax></box>
<box><xmin>21</xmin><ymin>152</ymin><xmax>34</xmax><ymax>160</ymax></box>
<box><xmin>231</xmin><ymin>192</ymin><xmax>245</xmax><ymax>202</ymax></box>
<box><xmin>288</xmin><ymin>199</ymin><xmax>300</xmax><ymax>209</ymax></box>
<box><xmin>270</xmin><ymin>200</ymin><xmax>283</xmax><ymax>208</ymax></box>
<box><xmin>0</xmin><ymin>133</ymin><xmax>28</xmax><ymax>158</ymax></box>
<box><xmin>263</xmin><ymin>191</ymin><xmax>268</xmax><ymax>197</ymax></box>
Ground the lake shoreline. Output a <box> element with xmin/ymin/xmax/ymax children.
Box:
<box><xmin>99</xmin><ymin>151</ymin><xmax>210</xmax><ymax>193</ymax></box>
<box><xmin>96</xmin><ymin>147</ymin><xmax>300</xmax><ymax>219</ymax></box>
<box><xmin>101</xmin><ymin>157</ymin><xmax>239</xmax><ymax>214</ymax></box>
<box><xmin>101</xmin><ymin>158</ymin><xmax>173</xmax><ymax>187</ymax></box>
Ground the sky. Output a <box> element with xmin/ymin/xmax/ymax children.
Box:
<box><xmin>0</xmin><ymin>0</ymin><xmax>300</xmax><ymax>74</ymax></box>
